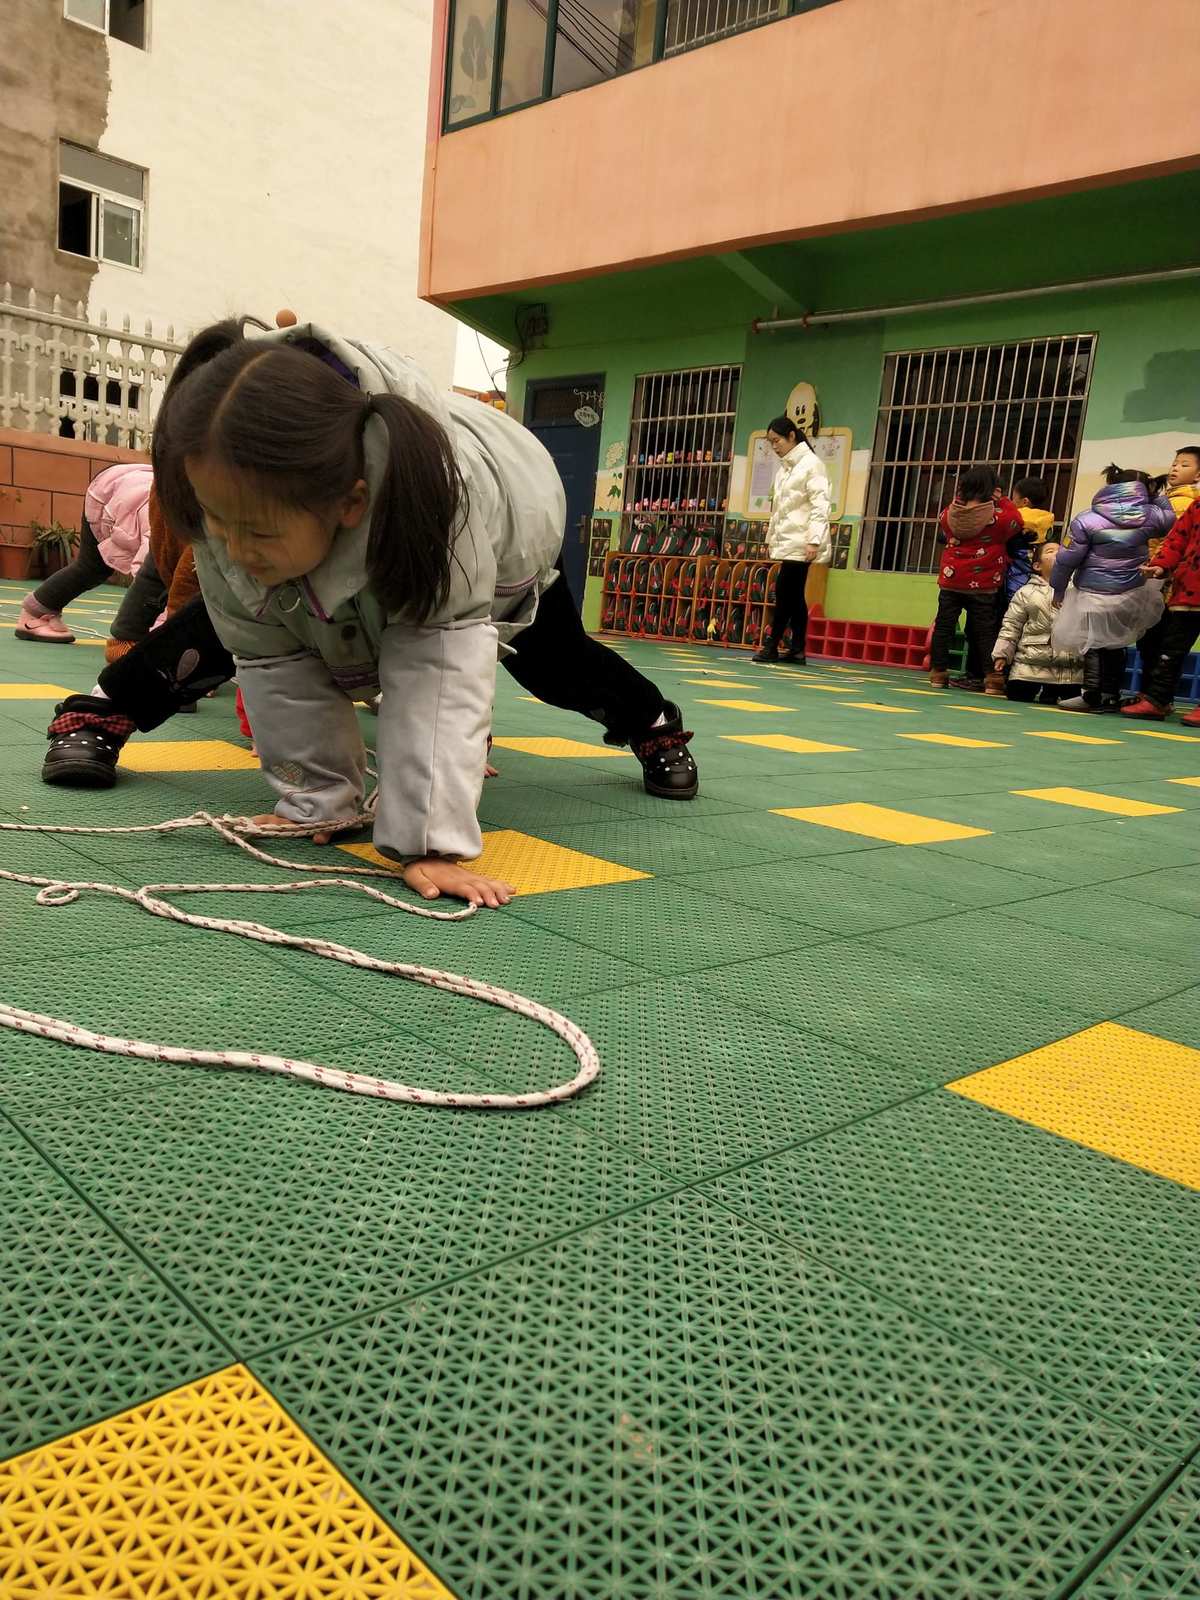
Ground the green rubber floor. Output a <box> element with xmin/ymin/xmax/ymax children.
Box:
<box><xmin>2</xmin><ymin>576</ymin><xmax>1199</xmax><ymax>1598</ymax></box>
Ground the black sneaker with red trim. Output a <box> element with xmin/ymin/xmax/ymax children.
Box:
<box><xmin>42</xmin><ymin>696</ymin><xmax>136</xmax><ymax>788</ymax></box>
<box><xmin>629</xmin><ymin>702</ymin><xmax>699</xmax><ymax>800</ymax></box>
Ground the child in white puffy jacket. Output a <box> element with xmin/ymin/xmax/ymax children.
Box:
<box><xmin>753</xmin><ymin>415</ymin><xmax>831</xmax><ymax>666</ymax></box>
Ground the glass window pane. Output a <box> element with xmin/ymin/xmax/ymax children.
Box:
<box><xmin>498</xmin><ymin>0</ymin><xmax>547</xmax><ymax>110</ymax></box>
<box><xmin>57</xmin><ymin>183</ymin><xmax>94</xmax><ymax>256</ymax></box>
<box><xmin>101</xmin><ymin>199</ymin><xmax>140</xmax><ymax>267</ymax></box>
<box><xmin>64</xmin><ymin>0</ymin><xmax>107</xmax><ymax>30</ymax></box>
<box><xmin>553</xmin><ymin>0</ymin><xmax>656</xmax><ymax>97</ymax></box>
<box><xmin>664</xmin><ymin>0</ymin><xmax>786</xmax><ymax>56</ymax></box>
<box><xmin>446</xmin><ymin>0</ymin><xmax>498</xmax><ymax>126</ymax></box>
<box><xmin>109</xmin><ymin>0</ymin><xmax>146</xmax><ymax>48</ymax></box>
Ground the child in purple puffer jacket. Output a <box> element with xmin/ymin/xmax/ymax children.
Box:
<box><xmin>1050</xmin><ymin>466</ymin><xmax>1176</xmax><ymax>711</ymax></box>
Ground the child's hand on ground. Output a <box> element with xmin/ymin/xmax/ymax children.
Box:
<box><xmin>403</xmin><ymin>857</ymin><xmax>515</xmax><ymax>907</ymax></box>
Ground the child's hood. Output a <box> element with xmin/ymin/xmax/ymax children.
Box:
<box><xmin>945</xmin><ymin>499</ymin><xmax>997</xmax><ymax>538</ymax></box>
<box><xmin>1091</xmin><ymin>479</ymin><xmax>1158</xmax><ymax>529</ymax></box>
<box><xmin>1019</xmin><ymin>507</ymin><xmax>1055</xmax><ymax>536</ymax></box>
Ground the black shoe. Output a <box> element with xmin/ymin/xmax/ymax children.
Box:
<box><xmin>630</xmin><ymin>703</ymin><xmax>698</xmax><ymax>800</ymax></box>
<box><xmin>178</xmin><ymin>700</ymin><xmax>198</xmax><ymax>713</ymax></box>
<box><xmin>782</xmin><ymin>650</ymin><xmax>807</xmax><ymax>665</ymax></box>
<box><xmin>1099</xmin><ymin>696</ymin><xmax>1123</xmax><ymax>712</ymax></box>
<box><xmin>42</xmin><ymin>696</ymin><xmax>132</xmax><ymax>788</ymax></box>
<box><xmin>752</xmin><ymin>644</ymin><xmax>779</xmax><ymax>663</ymax></box>
<box><xmin>949</xmin><ymin>676</ymin><xmax>984</xmax><ymax>692</ymax></box>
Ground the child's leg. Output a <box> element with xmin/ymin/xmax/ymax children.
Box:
<box><xmin>42</xmin><ymin>597</ymin><xmax>236</xmax><ymax>786</ymax></box>
<box><xmin>26</xmin><ymin>515</ymin><xmax>112</xmax><ymax>615</ymax></box>
<box><xmin>108</xmin><ymin>548</ymin><xmax>168</xmax><ymax>647</ymax></box>
<box><xmin>1145</xmin><ymin>613</ymin><xmax>1200</xmax><ymax>708</ymax></box>
<box><xmin>929</xmin><ymin>591</ymin><xmax>963</xmax><ymax>671</ymax></box>
<box><xmin>964</xmin><ymin>594</ymin><xmax>1001</xmax><ymax>679</ymax></box>
<box><xmin>502</xmin><ymin>573</ymin><xmax>697</xmax><ymax>798</ymax></box>
<box><xmin>1098</xmin><ymin>648</ymin><xmax>1126</xmax><ymax>703</ymax></box>
<box><xmin>1004</xmin><ymin>679</ymin><xmax>1039</xmax><ymax>702</ymax></box>
<box><xmin>783</xmin><ymin>561</ymin><xmax>811</xmax><ymax>656</ymax></box>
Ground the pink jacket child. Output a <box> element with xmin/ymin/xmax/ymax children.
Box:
<box><xmin>16</xmin><ymin>461</ymin><xmax>153</xmax><ymax>644</ymax></box>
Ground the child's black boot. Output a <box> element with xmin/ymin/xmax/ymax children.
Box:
<box><xmin>42</xmin><ymin>696</ymin><xmax>135</xmax><ymax>787</ymax></box>
<box><xmin>629</xmin><ymin>702</ymin><xmax>698</xmax><ymax>799</ymax></box>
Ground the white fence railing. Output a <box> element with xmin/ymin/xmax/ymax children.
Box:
<box><xmin>0</xmin><ymin>285</ymin><xmax>189</xmax><ymax>449</ymax></box>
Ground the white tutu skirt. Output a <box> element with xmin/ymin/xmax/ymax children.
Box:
<box><xmin>1052</xmin><ymin>580</ymin><xmax>1164</xmax><ymax>655</ymax></box>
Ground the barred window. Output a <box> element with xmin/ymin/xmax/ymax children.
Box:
<box><xmin>859</xmin><ymin>335</ymin><xmax>1096</xmax><ymax>575</ymax></box>
<box><xmin>622</xmin><ymin>364</ymin><xmax>740</xmax><ymax>544</ymax></box>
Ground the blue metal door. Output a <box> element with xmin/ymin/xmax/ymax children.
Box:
<box><xmin>524</xmin><ymin>377</ymin><xmax>605</xmax><ymax>610</ymax></box>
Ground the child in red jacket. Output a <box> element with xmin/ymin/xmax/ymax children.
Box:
<box><xmin>1122</xmin><ymin>499</ymin><xmax>1200</xmax><ymax>723</ymax></box>
<box><xmin>930</xmin><ymin>465</ymin><xmax>1022</xmax><ymax>694</ymax></box>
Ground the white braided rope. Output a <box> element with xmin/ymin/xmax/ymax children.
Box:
<box><xmin>0</xmin><ymin>810</ymin><xmax>600</xmax><ymax>1108</ymax></box>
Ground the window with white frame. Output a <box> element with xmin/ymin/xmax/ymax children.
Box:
<box><xmin>63</xmin><ymin>0</ymin><xmax>147</xmax><ymax>48</ymax></box>
<box><xmin>57</xmin><ymin>143</ymin><xmax>145</xmax><ymax>269</ymax></box>
<box><xmin>859</xmin><ymin>334</ymin><xmax>1096</xmax><ymax>574</ymax></box>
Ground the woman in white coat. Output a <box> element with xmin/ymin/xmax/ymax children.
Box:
<box><xmin>754</xmin><ymin>415</ymin><xmax>832</xmax><ymax>665</ymax></box>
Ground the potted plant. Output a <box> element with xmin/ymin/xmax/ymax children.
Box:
<box><xmin>0</xmin><ymin>542</ymin><xmax>29</xmax><ymax>580</ymax></box>
<box><xmin>28</xmin><ymin>520</ymin><xmax>78</xmax><ymax>578</ymax></box>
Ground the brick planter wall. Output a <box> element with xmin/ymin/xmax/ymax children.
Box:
<box><xmin>0</xmin><ymin>428</ymin><xmax>148</xmax><ymax>580</ymax></box>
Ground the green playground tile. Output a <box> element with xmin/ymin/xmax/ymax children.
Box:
<box><xmin>671</xmin><ymin>807</ymin><xmax>896</xmax><ymax>858</ymax></box>
<box><xmin>476</xmin><ymin>782</ymin><xmax>635</xmax><ymax>829</ymax></box>
<box><xmin>1075</xmin><ymin>1465</ymin><xmax>1200</xmax><ymax>1596</ymax></box>
<box><xmin>507</xmin><ymin>878</ymin><xmax>831</xmax><ymax>974</ymax></box>
<box><xmin>816</xmin><ymin>843</ymin><xmax>1053</xmax><ymax>906</ymax></box>
<box><xmin>867</xmin><ymin>909</ymin><xmax>1196</xmax><ymax>1013</ymax></box>
<box><xmin>0</xmin><ymin>881</ymin><xmax>204</xmax><ymax>970</ymax></box>
<box><xmin>534</xmin><ymin>772</ymin><xmax>757</xmax><ymax>820</ymax></box>
<box><xmin>1117</xmin><ymin>862</ymin><xmax>1200</xmax><ymax>916</ymax></box>
<box><xmin>0</xmin><ymin>1116</ymin><xmax>227</xmax><ymax>1459</ymax></box>
<box><xmin>446</xmin><ymin>978</ymin><xmax>936</xmax><ymax>1182</ymax></box>
<box><xmin>12</xmin><ymin>1057</ymin><xmax>671</xmax><ymax>1354</ymax></box>
<box><xmin>512</xmin><ymin>815</ymin><xmax>795</xmax><ymax>876</ymax></box>
<box><xmin>925</xmin><ymin>820</ymin><xmax>1200</xmax><ymax>884</ymax></box>
<box><xmin>704</xmin><ymin>1092</ymin><xmax>1200</xmax><ymax>1448</ymax></box>
<box><xmin>266</xmin><ymin>905</ymin><xmax>652</xmax><ymax>1040</ymax></box>
<box><xmin>253</xmin><ymin>1188</ymin><xmax>1168</xmax><ymax>1600</ymax></box>
<box><xmin>694</xmin><ymin>941</ymin><xmax>1092</xmax><ymax>1077</ymax></box>
<box><xmin>0</xmin><ymin>937</ymin><xmax>410</xmax><ymax>1068</ymax></box>
<box><xmin>1000</xmin><ymin>885</ymin><xmax>1200</xmax><ymax>967</ymax></box>
<box><xmin>1116</xmin><ymin>986</ymin><xmax>1200</xmax><ymax>1055</ymax></box>
<box><xmin>672</xmin><ymin>856</ymin><xmax>964</xmax><ymax>933</ymax></box>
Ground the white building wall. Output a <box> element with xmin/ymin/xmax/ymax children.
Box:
<box><xmin>88</xmin><ymin>0</ymin><xmax>455</xmax><ymax>386</ymax></box>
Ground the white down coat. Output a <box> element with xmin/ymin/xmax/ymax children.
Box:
<box><xmin>766</xmin><ymin>440</ymin><xmax>832</xmax><ymax>564</ymax></box>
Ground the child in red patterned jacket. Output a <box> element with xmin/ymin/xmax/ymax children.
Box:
<box><xmin>929</xmin><ymin>465</ymin><xmax>1023</xmax><ymax>694</ymax></box>
<box><xmin>1122</xmin><ymin>499</ymin><xmax>1200</xmax><ymax>723</ymax></box>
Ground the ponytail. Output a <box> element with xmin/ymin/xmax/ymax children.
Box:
<box><xmin>152</xmin><ymin>318</ymin><xmax>466</xmax><ymax>620</ymax></box>
<box><xmin>1102</xmin><ymin>463</ymin><xmax>1152</xmax><ymax>489</ymax></box>
<box><xmin>362</xmin><ymin>393</ymin><xmax>465</xmax><ymax>622</ymax></box>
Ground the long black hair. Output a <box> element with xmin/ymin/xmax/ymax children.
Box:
<box><xmin>766</xmin><ymin>414</ymin><xmax>814</xmax><ymax>450</ymax></box>
<box><xmin>152</xmin><ymin>318</ymin><xmax>464</xmax><ymax>621</ymax></box>
<box><xmin>1101</xmin><ymin>463</ymin><xmax>1154</xmax><ymax>490</ymax></box>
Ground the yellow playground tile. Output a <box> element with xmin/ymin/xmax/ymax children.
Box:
<box><xmin>949</xmin><ymin>1022</ymin><xmax>1200</xmax><ymax>1191</ymax></box>
<box><xmin>0</xmin><ymin>683</ymin><xmax>69</xmax><ymax>699</ymax></box>
<box><xmin>773</xmin><ymin>801</ymin><xmax>990</xmax><ymax>845</ymax></box>
<box><xmin>491</xmin><ymin>736</ymin><xmax>631</xmax><ymax>758</ymax></box>
<box><xmin>697</xmin><ymin>698</ymin><xmax>794</xmax><ymax>713</ymax></box>
<box><xmin>683</xmin><ymin>678</ymin><xmax>750</xmax><ymax>688</ymax></box>
<box><xmin>342</xmin><ymin>829</ymin><xmax>649</xmax><ymax>895</ymax></box>
<box><xmin>893</xmin><ymin>687</ymin><xmax>946</xmax><ymax>697</ymax></box>
<box><xmin>1168</xmin><ymin>776</ymin><xmax>1200</xmax><ymax>787</ymax></box>
<box><xmin>121</xmin><ymin>739</ymin><xmax>260</xmax><ymax>772</ymax></box>
<box><xmin>1014</xmin><ymin>786</ymin><xmax>1181</xmax><ymax>818</ymax></box>
<box><xmin>899</xmin><ymin>732</ymin><xmax>1009</xmax><ymax>749</ymax></box>
<box><xmin>945</xmin><ymin>704</ymin><xmax>1015</xmax><ymax>716</ymax></box>
<box><xmin>793</xmin><ymin>682</ymin><xmax>858</xmax><ymax>694</ymax></box>
<box><xmin>845</xmin><ymin>701</ymin><xmax>918</xmax><ymax>714</ymax></box>
<box><xmin>71</xmin><ymin>638</ymin><xmax>107</xmax><ymax>646</ymax></box>
<box><xmin>0</xmin><ymin>1364</ymin><xmax>453</xmax><ymax>1600</ymax></box>
<box><xmin>722</xmin><ymin>733</ymin><xmax>859</xmax><ymax>754</ymax></box>
<box><xmin>1126</xmin><ymin>728</ymin><xmax>1200</xmax><ymax>742</ymax></box>
<box><xmin>1024</xmin><ymin>729</ymin><xmax>1122</xmax><ymax>746</ymax></box>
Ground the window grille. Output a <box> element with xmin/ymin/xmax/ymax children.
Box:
<box><xmin>859</xmin><ymin>334</ymin><xmax>1095</xmax><ymax>574</ymax></box>
<box><xmin>622</xmin><ymin>364</ymin><xmax>740</xmax><ymax>543</ymax></box>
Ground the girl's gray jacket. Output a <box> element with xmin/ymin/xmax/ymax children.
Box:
<box><xmin>190</xmin><ymin>323</ymin><xmax>565</xmax><ymax>862</ymax></box>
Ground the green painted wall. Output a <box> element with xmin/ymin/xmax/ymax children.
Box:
<box><xmin>477</xmin><ymin>174</ymin><xmax>1200</xmax><ymax>632</ymax></box>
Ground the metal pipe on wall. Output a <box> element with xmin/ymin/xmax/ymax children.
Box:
<box><xmin>751</xmin><ymin>264</ymin><xmax>1200</xmax><ymax>333</ymax></box>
